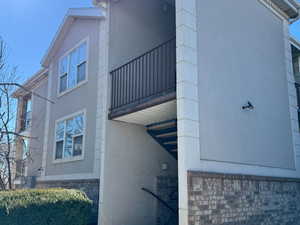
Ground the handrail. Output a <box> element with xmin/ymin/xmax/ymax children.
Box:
<box><xmin>141</xmin><ymin>187</ymin><xmax>178</xmax><ymax>215</ymax></box>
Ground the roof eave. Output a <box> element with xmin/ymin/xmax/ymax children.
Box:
<box><xmin>11</xmin><ymin>68</ymin><xmax>48</xmax><ymax>98</ymax></box>
<box><xmin>41</xmin><ymin>8</ymin><xmax>105</xmax><ymax>67</ymax></box>
<box><xmin>291</xmin><ymin>36</ymin><xmax>300</xmax><ymax>54</ymax></box>
<box><xmin>271</xmin><ymin>0</ymin><xmax>300</xmax><ymax>19</ymax></box>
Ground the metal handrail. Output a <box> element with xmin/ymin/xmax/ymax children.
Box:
<box><xmin>141</xmin><ymin>187</ymin><xmax>178</xmax><ymax>216</ymax></box>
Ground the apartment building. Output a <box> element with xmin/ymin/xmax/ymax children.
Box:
<box><xmin>12</xmin><ymin>0</ymin><xmax>300</xmax><ymax>225</ymax></box>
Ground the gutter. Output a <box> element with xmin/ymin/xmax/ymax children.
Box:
<box><xmin>284</xmin><ymin>0</ymin><xmax>300</xmax><ymax>22</ymax></box>
<box><xmin>291</xmin><ymin>36</ymin><xmax>300</xmax><ymax>51</ymax></box>
<box><xmin>285</xmin><ymin>0</ymin><xmax>299</xmax><ymax>15</ymax></box>
<box><xmin>267</xmin><ymin>0</ymin><xmax>300</xmax><ymax>23</ymax></box>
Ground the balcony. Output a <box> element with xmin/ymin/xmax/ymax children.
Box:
<box><xmin>109</xmin><ymin>38</ymin><xmax>176</xmax><ymax>120</ymax></box>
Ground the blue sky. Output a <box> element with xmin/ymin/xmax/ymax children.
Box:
<box><xmin>0</xmin><ymin>0</ymin><xmax>93</xmax><ymax>82</ymax></box>
<box><xmin>0</xmin><ymin>0</ymin><xmax>300</xmax><ymax>82</ymax></box>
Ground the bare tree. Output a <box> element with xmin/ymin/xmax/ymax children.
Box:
<box><xmin>0</xmin><ymin>38</ymin><xmax>53</xmax><ymax>190</ymax></box>
<box><xmin>0</xmin><ymin>37</ymin><xmax>19</xmax><ymax>189</ymax></box>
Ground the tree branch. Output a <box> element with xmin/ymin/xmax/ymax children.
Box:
<box><xmin>1</xmin><ymin>131</ymin><xmax>36</xmax><ymax>139</ymax></box>
<box><xmin>0</xmin><ymin>82</ymin><xmax>54</xmax><ymax>104</ymax></box>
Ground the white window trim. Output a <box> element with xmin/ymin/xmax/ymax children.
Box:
<box><xmin>53</xmin><ymin>109</ymin><xmax>87</xmax><ymax>164</ymax></box>
<box><xmin>57</xmin><ymin>37</ymin><xmax>90</xmax><ymax>98</ymax></box>
<box><xmin>37</xmin><ymin>173</ymin><xmax>98</xmax><ymax>182</ymax></box>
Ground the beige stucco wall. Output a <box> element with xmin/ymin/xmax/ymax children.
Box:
<box><xmin>109</xmin><ymin>0</ymin><xmax>175</xmax><ymax>70</ymax></box>
<box><xmin>27</xmin><ymin>78</ymin><xmax>48</xmax><ymax>177</ymax></box>
<box><xmin>101</xmin><ymin>121</ymin><xmax>177</xmax><ymax>225</ymax></box>
<box><xmin>100</xmin><ymin>2</ymin><xmax>178</xmax><ymax>224</ymax></box>
<box><xmin>196</xmin><ymin>0</ymin><xmax>295</xmax><ymax>169</ymax></box>
<box><xmin>44</xmin><ymin>18</ymin><xmax>101</xmax><ymax>176</ymax></box>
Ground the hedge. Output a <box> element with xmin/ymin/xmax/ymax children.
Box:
<box><xmin>0</xmin><ymin>188</ymin><xmax>92</xmax><ymax>225</ymax></box>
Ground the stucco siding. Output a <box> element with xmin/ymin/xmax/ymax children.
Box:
<box><xmin>109</xmin><ymin>0</ymin><xmax>175</xmax><ymax>70</ymax></box>
<box><xmin>196</xmin><ymin>0</ymin><xmax>295</xmax><ymax>169</ymax></box>
<box><xmin>27</xmin><ymin>79</ymin><xmax>48</xmax><ymax>177</ymax></box>
<box><xmin>44</xmin><ymin>18</ymin><xmax>101</xmax><ymax>176</ymax></box>
<box><xmin>101</xmin><ymin>121</ymin><xmax>177</xmax><ymax>225</ymax></box>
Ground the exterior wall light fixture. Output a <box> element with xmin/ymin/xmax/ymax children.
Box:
<box><xmin>242</xmin><ymin>101</ymin><xmax>254</xmax><ymax>111</ymax></box>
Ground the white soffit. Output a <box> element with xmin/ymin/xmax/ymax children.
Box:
<box><xmin>115</xmin><ymin>100</ymin><xmax>177</xmax><ymax>126</ymax></box>
<box><xmin>270</xmin><ymin>0</ymin><xmax>300</xmax><ymax>19</ymax></box>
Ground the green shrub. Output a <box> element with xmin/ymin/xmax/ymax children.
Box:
<box><xmin>0</xmin><ymin>188</ymin><xmax>92</xmax><ymax>225</ymax></box>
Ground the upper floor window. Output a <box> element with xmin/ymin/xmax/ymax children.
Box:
<box><xmin>293</xmin><ymin>54</ymin><xmax>300</xmax><ymax>131</ymax></box>
<box><xmin>21</xmin><ymin>97</ymin><xmax>32</xmax><ymax>131</ymax></box>
<box><xmin>55</xmin><ymin>112</ymin><xmax>85</xmax><ymax>161</ymax></box>
<box><xmin>59</xmin><ymin>42</ymin><xmax>87</xmax><ymax>94</ymax></box>
<box><xmin>22</xmin><ymin>138</ymin><xmax>29</xmax><ymax>160</ymax></box>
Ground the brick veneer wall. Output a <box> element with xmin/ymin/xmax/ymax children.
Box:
<box><xmin>36</xmin><ymin>179</ymin><xmax>99</xmax><ymax>224</ymax></box>
<box><xmin>188</xmin><ymin>171</ymin><xmax>300</xmax><ymax>225</ymax></box>
<box><xmin>156</xmin><ymin>176</ymin><xmax>178</xmax><ymax>225</ymax></box>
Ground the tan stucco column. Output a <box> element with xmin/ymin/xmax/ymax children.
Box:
<box><xmin>175</xmin><ymin>0</ymin><xmax>200</xmax><ymax>225</ymax></box>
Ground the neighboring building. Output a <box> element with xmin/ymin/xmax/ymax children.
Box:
<box><xmin>12</xmin><ymin>68</ymin><xmax>48</xmax><ymax>187</ymax></box>
<box><xmin>12</xmin><ymin>0</ymin><xmax>300</xmax><ymax>225</ymax></box>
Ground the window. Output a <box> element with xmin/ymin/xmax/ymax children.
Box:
<box><xmin>59</xmin><ymin>42</ymin><xmax>87</xmax><ymax>94</ymax></box>
<box><xmin>22</xmin><ymin>139</ymin><xmax>29</xmax><ymax>160</ymax></box>
<box><xmin>293</xmin><ymin>54</ymin><xmax>300</xmax><ymax>131</ymax></box>
<box><xmin>55</xmin><ymin>112</ymin><xmax>85</xmax><ymax>161</ymax></box>
<box><xmin>293</xmin><ymin>56</ymin><xmax>300</xmax><ymax>74</ymax></box>
<box><xmin>21</xmin><ymin>97</ymin><xmax>32</xmax><ymax>131</ymax></box>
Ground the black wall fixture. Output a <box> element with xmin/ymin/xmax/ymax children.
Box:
<box><xmin>242</xmin><ymin>101</ymin><xmax>254</xmax><ymax>110</ymax></box>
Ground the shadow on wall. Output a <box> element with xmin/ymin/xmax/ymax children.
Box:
<box><xmin>155</xmin><ymin>176</ymin><xmax>178</xmax><ymax>225</ymax></box>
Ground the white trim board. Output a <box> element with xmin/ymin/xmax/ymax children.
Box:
<box><xmin>37</xmin><ymin>173</ymin><xmax>99</xmax><ymax>182</ymax></box>
<box><xmin>41</xmin><ymin>63</ymin><xmax>54</xmax><ymax>177</ymax></box>
<box><xmin>97</xmin><ymin>4</ymin><xmax>110</xmax><ymax>225</ymax></box>
<box><xmin>291</xmin><ymin>36</ymin><xmax>300</xmax><ymax>50</ymax></box>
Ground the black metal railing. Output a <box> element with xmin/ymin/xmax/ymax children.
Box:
<box><xmin>110</xmin><ymin>38</ymin><xmax>176</xmax><ymax>113</ymax></box>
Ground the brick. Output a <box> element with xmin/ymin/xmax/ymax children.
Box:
<box><xmin>188</xmin><ymin>172</ymin><xmax>300</xmax><ymax>225</ymax></box>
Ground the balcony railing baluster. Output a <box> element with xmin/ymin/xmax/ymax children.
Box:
<box><xmin>110</xmin><ymin>38</ymin><xmax>176</xmax><ymax>116</ymax></box>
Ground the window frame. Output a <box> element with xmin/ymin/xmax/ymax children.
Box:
<box><xmin>20</xmin><ymin>96</ymin><xmax>32</xmax><ymax>132</ymax></box>
<box><xmin>53</xmin><ymin>109</ymin><xmax>86</xmax><ymax>164</ymax></box>
<box><xmin>295</xmin><ymin>82</ymin><xmax>300</xmax><ymax>131</ymax></box>
<box><xmin>72</xmin><ymin>134</ymin><xmax>84</xmax><ymax>157</ymax></box>
<box><xmin>57</xmin><ymin>37</ymin><xmax>89</xmax><ymax>97</ymax></box>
